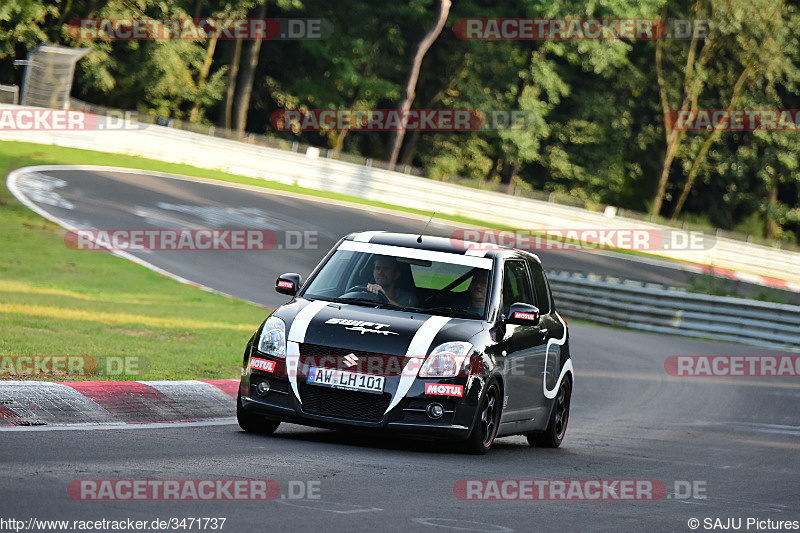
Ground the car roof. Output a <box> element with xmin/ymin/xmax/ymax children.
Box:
<box><xmin>344</xmin><ymin>231</ymin><xmax>542</xmax><ymax>265</ymax></box>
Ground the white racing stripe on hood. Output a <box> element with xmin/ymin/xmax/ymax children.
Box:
<box><xmin>286</xmin><ymin>300</ymin><xmax>330</xmax><ymax>403</ymax></box>
<box><xmin>384</xmin><ymin>315</ymin><xmax>451</xmax><ymax>414</ymax></box>
<box><xmin>287</xmin><ymin>300</ymin><xmax>330</xmax><ymax>343</ymax></box>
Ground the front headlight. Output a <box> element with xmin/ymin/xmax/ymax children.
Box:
<box><xmin>257</xmin><ymin>316</ymin><xmax>286</xmax><ymax>358</ymax></box>
<box><xmin>418</xmin><ymin>342</ymin><xmax>473</xmax><ymax>378</ymax></box>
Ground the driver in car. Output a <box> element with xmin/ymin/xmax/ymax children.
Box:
<box><xmin>464</xmin><ymin>269</ymin><xmax>488</xmax><ymax>316</ymax></box>
<box><xmin>367</xmin><ymin>256</ymin><xmax>418</xmax><ymax>307</ymax></box>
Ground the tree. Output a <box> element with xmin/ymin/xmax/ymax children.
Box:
<box><xmin>652</xmin><ymin>0</ymin><xmax>797</xmax><ymax>220</ymax></box>
<box><xmin>233</xmin><ymin>1</ymin><xmax>267</xmax><ymax>136</ymax></box>
<box><xmin>385</xmin><ymin>0</ymin><xmax>450</xmax><ymax>168</ymax></box>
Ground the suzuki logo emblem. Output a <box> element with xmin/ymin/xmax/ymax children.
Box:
<box><xmin>343</xmin><ymin>354</ymin><xmax>358</xmax><ymax>368</ymax></box>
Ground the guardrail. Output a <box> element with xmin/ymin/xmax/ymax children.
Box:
<box><xmin>1</xmin><ymin>103</ymin><xmax>799</xmax><ymax>286</ymax></box>
<box><xmin>548</xmin><ymin>272</ymin><xmax>800</xmax><ymax>350</ymax></box>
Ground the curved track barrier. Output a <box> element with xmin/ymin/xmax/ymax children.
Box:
<box><xmin>549</xmin><ymin>271</ymin><xmax>800</xmax><ymax>350</ymax></box>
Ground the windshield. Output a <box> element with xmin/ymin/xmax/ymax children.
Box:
<box><xmin>301</xmin><ymin>249</ymin><xmax>491</xmax><ymax>318</ymax></box>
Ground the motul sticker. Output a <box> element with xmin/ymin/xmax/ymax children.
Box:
<box><xmin>425</xmin><ymin>383</ymin><xmax>464</xmax><ymax>397</ymax></box>
<box><xmin>277</xmin><ymin>280</ymin><xmax>294</xmax><ymax>289</ymax></box>
<box><xmin>250</xmin><ymin>358</ymin><xmax>276</xmax><ymax>373</ymax></box>
<box><xmin>513</xmin><ymin>311</ymin><xmax>537</xmax><ymax>321</ymax></box>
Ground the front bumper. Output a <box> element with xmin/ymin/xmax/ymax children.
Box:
<box><xmin>240</xmin><ymin>369</ymin><xmax>481</xmax><ymax>441</ymax></box>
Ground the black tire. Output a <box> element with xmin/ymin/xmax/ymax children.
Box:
<box><xmin>237</xmin><ymin>390</ymin><xmax>280</xmax><ymax>434</ymax></box>
<box><xmin>463</xmin><ymin>381</ymin><xmax>501</xmax><ymax>455</ymax></box>
<box><xmin>527</xmin><ymin>377</ymin><xmax>570</xmax><ymax>448</ymax></box>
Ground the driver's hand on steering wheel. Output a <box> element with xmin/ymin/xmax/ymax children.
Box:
<box><xmin>366</xmin><ymin>283</ymin><xmax>385</xmax><ymax>297</ymax></box>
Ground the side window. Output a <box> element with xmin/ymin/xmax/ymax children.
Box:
<box><xmin>529</xmin><ymin>264</ymin><xmax>551</xmax><ymax>314</ymax></box>
<box><xmin>502</xmin><ymin>260</ymin><xmax>534</xmax><ymax>316</ymax></box>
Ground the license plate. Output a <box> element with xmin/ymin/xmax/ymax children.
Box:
<box><xmin>306</xmin><ymin>367</ymin><xmax>385</xmax><ymax>394</ymax></box>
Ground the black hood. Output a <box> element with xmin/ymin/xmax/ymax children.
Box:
<box><xmin>279</xmin><ymin>299</ymin><xmax>485</xmax><ymax>355</ymax></box>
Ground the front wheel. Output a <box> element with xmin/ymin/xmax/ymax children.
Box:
<box><xmin>527</xmin><ymin>377</ymin><xmax>570</xmax><ymax>448</ymax></box>
<box><xmin>463</xmin><ymin>381</ymin><xmax>501</xmax><ymax>455</ymax></box>
<box><xmin>237</xmin><ymin>390</ymin><xmax>280</xmax><ymax>434</ymax></box>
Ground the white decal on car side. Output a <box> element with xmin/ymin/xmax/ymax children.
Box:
<box><xmin>286</xmin><ymin>300</ymin><xmax>330</xmax><ymax>403</ymax></box>
<box><xmin>543</xmin><ymin>311</ymin><xmax>573</xmax><ymax>400</ymax></box>
<box><xmin>384</xmin><ymin>315</ymin><xmax>451</xmax><ymax>414</ymax></box>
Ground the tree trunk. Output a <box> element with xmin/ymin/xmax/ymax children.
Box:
<box><xmin>498</xmin><ymin>71</ymin><xmax>528</xmax><ymax>185</ymax></box>
<box><xmin>233</xmin><ymin>2</ymin><xmax>267</xmax><ymax>137</ymax></box>
<box><xmin>221</xmin><ymin>40</ymin><xmax>242</xmax><ymax>130</ymax></box>
<box><xmin>385</xmin><ymin>0</ymin><xmax>451</xmax><ymax>169</ymax></box>
<box><xmin>504</xmin><ymin>163</ymin><xmax>519</xmax><ymax>194</ymax></box>
<box><xmin>330</xmin><ymin>130</ymin><xmax>348</xmax><ymax>157</ymax></box>
<box><xmin>651</xmin><ymin>0</ymin><xmax>705</xmax><ymax>216</ymax></box>
<box><xmin>487</xmin><ymin>157</ymin><xmax>502</xmax><ymax>182</ymax></box>
<box><xmin>671</xmin><ymin>63</ymin><xmax>754</xmax><ymax>220</ymax></box>
<box><xmin>189</xmin><ymin>32</ymin><xmax>219</xmax><ymax>123</ymax></box>
<box><xmin>398</xmin><ymin>129</ymin><xmax>420</xmax><ymax>166</ymax></box>
<box><xmin>765</xmin><ymin>176</ymin><xmax>779</xmax><ymax>240</ymax></box>
<box><xmin>193</xmin><ymin>0</ymin><xmax>205</xmax><ymax>20</ymax></box>
<box><xmin>397</xmin><ymin>72</ymin><xmax>461</xmax><ymax>167</ymax></box>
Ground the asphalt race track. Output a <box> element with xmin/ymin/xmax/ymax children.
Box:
<box><xmin>2</xmin><ymin>167</ymin><xmax>798</xmax><ymax>532</ymax></box>
<box><xmin>11</xmin><ymin>166</ymin><xmax>796</xmax><ymax>309</ymax></box>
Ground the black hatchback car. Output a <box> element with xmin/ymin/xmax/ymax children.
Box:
<box><xmin>237</xmin><ymin>231</ymin><xmax>573</xmax><ymax>453</ymax></box>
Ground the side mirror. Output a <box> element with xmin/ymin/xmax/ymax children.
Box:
<box><xmin>506</xmin><ymin>303</ymin><xmax>540</xmax><ymax>326</ymax></box>
<box><xmin>275</xmin><ymin>273</ymin><xmax>302</xmax><ymax>296</ymax></box>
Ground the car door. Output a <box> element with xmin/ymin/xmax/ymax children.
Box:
<box><xmin>499</xmin><ymin>258</ymin><xmax>549</xmax><ymax>423</ymax></box>
<box><xmin>528</xmin><ymin>259</ymin><xmax>565</xmax><ymax>400</ymax></box>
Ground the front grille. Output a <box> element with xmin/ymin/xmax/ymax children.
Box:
<box><xmin>300</xmin><ymin>384</ymin><xmax>391</xmax><ymax>422</ymax></box>
<box><xmin>299</xmin><ymin>343</ymin><xmax>406</xmax><ymax>376</ymax></box>
<box><xmin>299</xmin><ymin>343</ymin><xmax>394</xmax><ymax>357</ymax></box>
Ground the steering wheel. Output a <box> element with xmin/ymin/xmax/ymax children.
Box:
<box><xmin>342</xmin><ymin>285</ymin><xmax>389</xmax><ymax>303</ymax></box>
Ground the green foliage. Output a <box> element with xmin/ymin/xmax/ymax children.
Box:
<box><xmin>686</xmin><ymin>273</ymin><xmax>740</xmax><ymax>297</ymax></box>
<box><xmin>0</xmin><ymin>0</ymin><xmax>797</xmax><ymax>242</ymax></box>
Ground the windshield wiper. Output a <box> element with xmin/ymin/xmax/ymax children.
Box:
<box><xmin>329</xmin><ymin>297</ymin><xmax>381</xmax><ymax>306</ymax></box>
<box><xmin>332</xmin><ymin>298</ymin><xmax>414</xmax><ymax>312</ymax></box>
<box><xmin>422</xmin><ymin>306</ymin><xmax>481</xmax><ymax>318</ymax></box>
<box><xmin>374</xmin><ymin>302</ymin><xmax>414</xmax><ymax>311</ymax></box>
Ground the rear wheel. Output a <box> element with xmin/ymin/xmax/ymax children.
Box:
<box><xmin>237</xmin><ymin>390</ymin><xmax>280</xmax><ymax>434</ymax></box>
<box><xmin>464</xmin><ymin>381</ymin><xmax>501</xmax><ymax>455</ymax></box>
<box><xmin>527</xmin><ymin>377</ymin><xmax>570</xmax><ymax>448</ymax></box>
